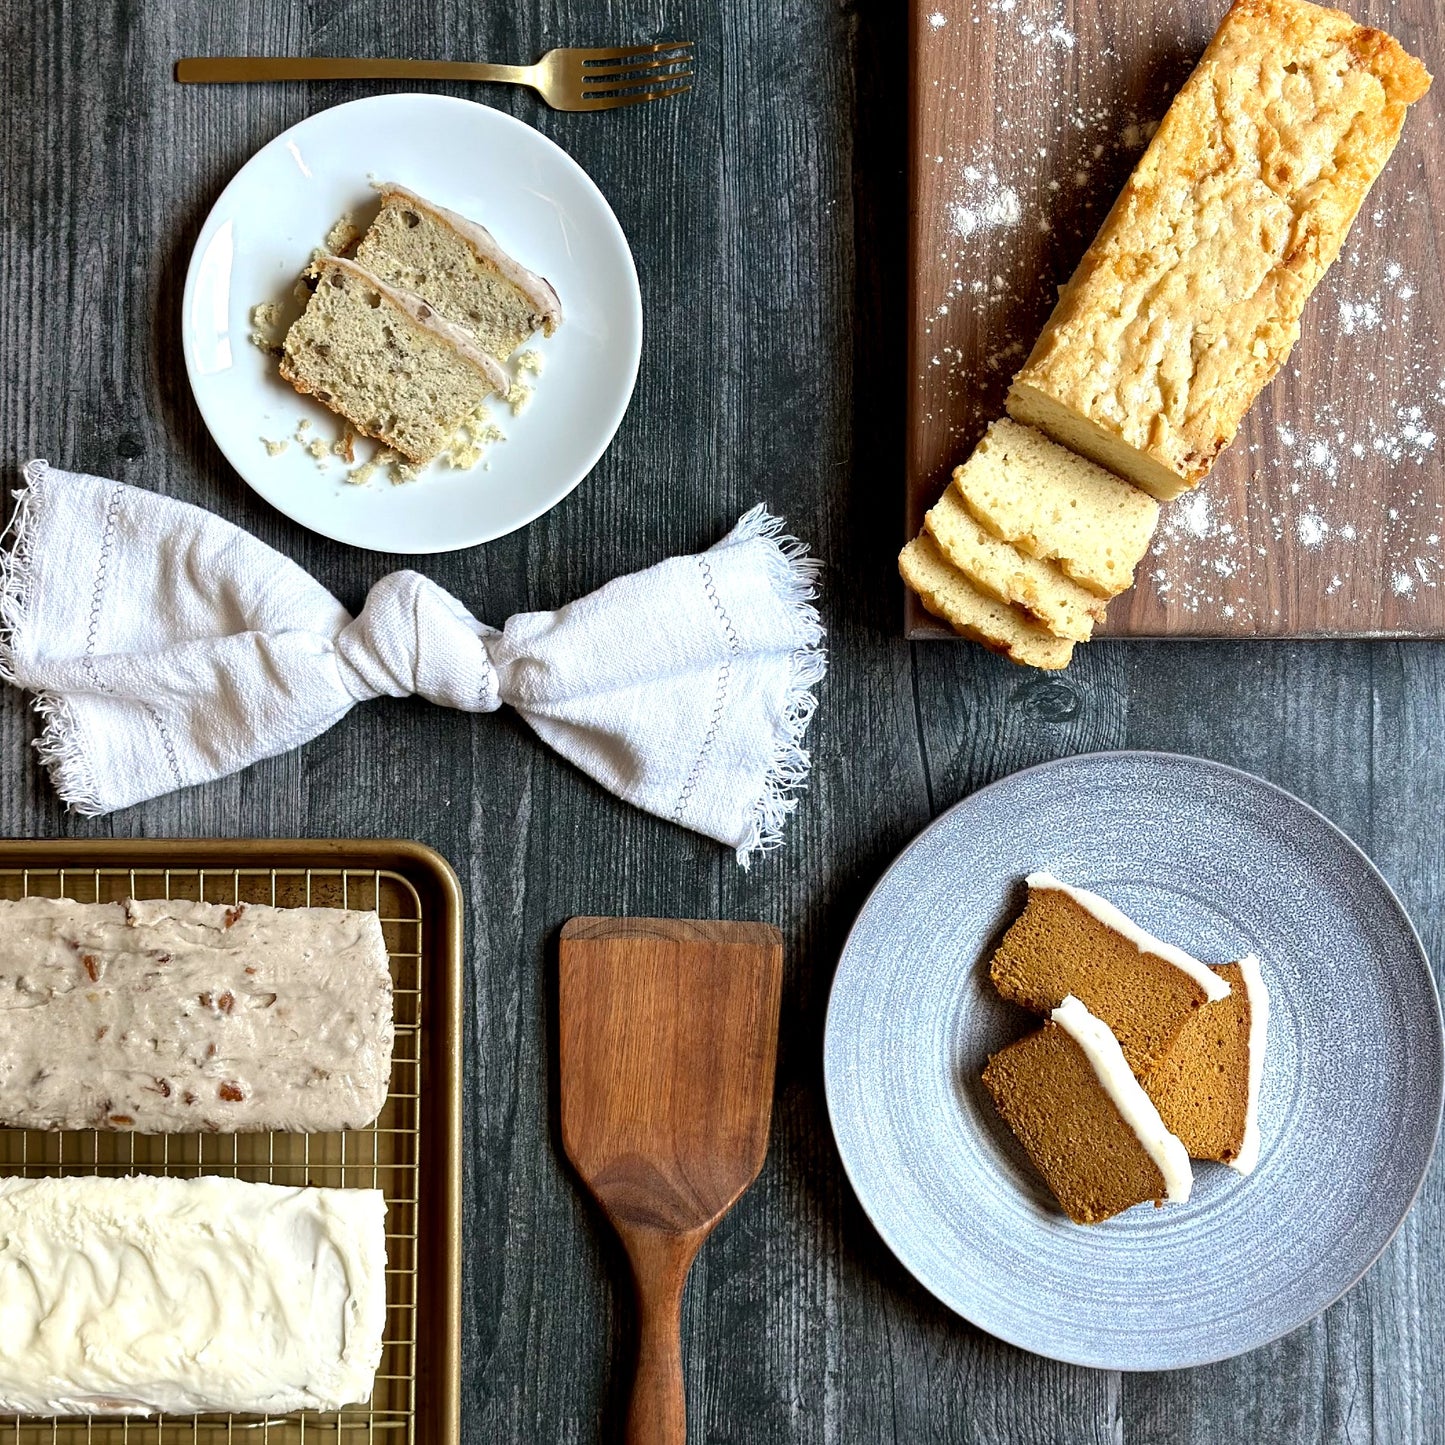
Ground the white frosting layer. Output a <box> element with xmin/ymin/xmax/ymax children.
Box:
<box><xmin>317</xmin><ymin>253</ymin><xmax>510</xmax><ymax>393</ymax></box>
<box><xmin>1027</xmin><ymin>872</ymin><xmax>1231</xmax><ymax>1002</ymax></box>
<box><xmin>374</xmin><ymin>182</ymin><xmax>563</xmax><ymax>333</ymax></box>
<box><xmin>0</xmin><ymin>1176</ymin><xmax>387</xmax><ymax>1415</ymax></box>
<box><xmin>1051</xmin><ymin>994</ymin><xmax>1193</xmax><ymax>1204</ymax></box>
<box><xmin>1228</xmin><ymin>954</ymin><xmax>1269</xmax><ymax>1175</ymax></box>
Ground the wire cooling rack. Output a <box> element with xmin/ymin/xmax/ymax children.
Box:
<box><xmin>0</xmin><ymin>858</ymin><xmax>458</xmax><ymax>1445</ymax></box>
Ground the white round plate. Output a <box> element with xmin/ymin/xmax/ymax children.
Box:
<box><xmin>181</xmin><ymin>94</ymin><xmax>642</xmax><ymax>553</ymax></box>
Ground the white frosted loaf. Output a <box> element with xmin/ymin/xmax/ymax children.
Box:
<box><xmin>0</xmin><ymin>897</ymin><xmax>393</xmax><ymax>1132</ymax></box>
<box><xmin>0</xmin><ymin>1175</ymin><xmax>387</xmax><ymax>1415</ymax></box>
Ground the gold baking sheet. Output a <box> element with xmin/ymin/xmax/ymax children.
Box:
<box><xmin>0</xmin><ymin>841</ymin><xmax>463</xmax><ymax>1445</ymax></box>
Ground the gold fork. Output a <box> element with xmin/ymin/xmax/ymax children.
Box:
<box><xmin>175</xmin><ymin>42</ymin><xmax>694</xmax><ymax>113</ymax></box>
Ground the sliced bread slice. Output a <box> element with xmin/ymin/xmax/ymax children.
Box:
<box><xmin>899</xmin><ymin>534</ymin><xmax>1074</xmax><ymax>670</ymax></box>
<box><xmin>982</xmin><ymin>996</ymin><xmax>1191</xmax><ymax>1224</ymax></box>
<box><xmin>989</xmin><ymin>872</ymin><xmax>1230</xmax><ymax>1075</ymax></box>
<box><xmin>355</xmin><ymin>183</ymin><xmax>562</xmax><ymax>363</ymax></box>
<box><xmin>953</xmin><ymin>418</ymin><xmax>1160</xmax><ymax>599</ymax></box>
<box><xmin>924</xmin><ymin>486</ymin><xmax>1107</xmax><ymax>643</ymax></box>
<box><xmin>1140</xmin><ymin>957</ymin><xmax>1268</xmax><ymax>1174</ymax></box>
<box><xmin>279</xmin><ymin>255</ymin><xmax>506</xmax><ymax>464</ymax></box>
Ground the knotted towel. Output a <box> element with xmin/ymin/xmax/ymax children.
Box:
<box><xmin>0</xmin><ymin>461</ymin><xmax>826</xmax><ymax>861</ymax></box>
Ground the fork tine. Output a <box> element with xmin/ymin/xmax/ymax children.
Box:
<box><xmin>582</xmin><ymin>53</ymin><xmax>693</xmax><ymax>77</ymax></box>
<box><xmin>583</xmin><ymin>61</ymin><xmax>694</xmax><ymax>88</ymax></box>
<box><xmin>574</xmin><ymin>82</ymin><xmax>692</xmax><ymax>112</ymax></box>
<box><xmin>577</xmin><ymin>41</ymin><xmax>692</xmax><ymax>64</ymax></box>
<box><xmin>584</xmin><ymin>72</ymin><xmax>694</xmax><ymax>98</ymax></box>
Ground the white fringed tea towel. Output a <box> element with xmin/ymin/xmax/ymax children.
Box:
<box><xmin>0</xmin><ymin>461</ymin><xmax>826</xmax><ymax>861</ymax></box>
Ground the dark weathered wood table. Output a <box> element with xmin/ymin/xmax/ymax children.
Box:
<box><xmin>2</xmin><ymin>2</ymin><xmax>1440</xmax><ymax>1441</ymax></box>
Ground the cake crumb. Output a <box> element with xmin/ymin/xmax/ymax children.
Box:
<box><xmin>516</xmin><ymin>350</ymin><xmax>544</xmax><ymax>376</ymax></box>
<box><xmin>249</xmin><ymin>303</ymin><xmax>285</xmax><ymax>355</ymax></box>
<box><xmin>331</xmin><ymin>428</ymin><xmax>357</xmax><ymax>464</ymax></box>
<box><xmin>441</xmin><ymin>402</ymin><xmax>507</xmax><ymax>469</ymax></box>
<box><xmin>295</xmin><ymin>418</ymin><xmax>312</xmax><ymax>437</ymax></box>
<box><xmin>346</xmin><ymin>446</ymin><xmax>403</xmax><ymax>485</ymax></box>
<box><xmin>505</xmin><ymin>381</ymin><xmax>533</xmax><ymax>415</ymax></box>
<box><xmin>260</xmin><ymin>437</ymin><xmax>289</xmax><ymax>457</ymax></box>
<box><xmin>323</xmin><ymin>212</ymin><xmax>361</xmax><ymax>254</ymax></box>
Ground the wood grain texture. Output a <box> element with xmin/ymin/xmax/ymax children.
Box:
<box><xmin>560</xmin><ymin>917</ymin><xmax>783</xmax><ymax>1445</ymax></box>
<box><xmin>907</xmin><ymin>0</ymin><xmax>1445</xmax><ymax>640</ymax></box>
<box><xmin>0</xmin><ymin>0</ymin><xmax>1441</xmax><ymax>1440</ymax></box>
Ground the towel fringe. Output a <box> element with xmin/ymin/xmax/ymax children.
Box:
<box><xmin>0</xmin><ymin>461</ymin><xmax>45</xmax><ymax>691</ymax></box>
<box><xmin>0</xmin><ymin>461</ymin><xmax>104</xmax><ymax>815</ymax></box>
<box><xmin>31</xmin><ymin>691</ymin><xmax>105</xmax><ymax>816</ymax></box>
<box><xmin>729</xmin><ymin>505</ymin><xmax>828</xmax><ymax>866</ymax></box>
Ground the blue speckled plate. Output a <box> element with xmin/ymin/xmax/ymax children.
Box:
<box><xmin>824</xmin><ymin>752</ymin><xmax>1443</xmax><ymax>1370</ymax></box>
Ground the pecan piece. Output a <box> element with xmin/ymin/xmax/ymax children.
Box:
<box><xmin>223</xmin><ymin>905</ymin><xmax>245</xmax><ymax>928</ymax></box>
<box><xmin>108</xmin><ymin>1114</ymin><xmax>134</xmax><ymax>1127</ymax></box>
<box><xmin>81</xmin><ymin>954</ymin><xmax>100</xmax><ymax>982</ymax></box>
<box><xmin>218</xmin><ymin>1081</ymin><xmax>245</xmax><ymax>1103</ymax></box>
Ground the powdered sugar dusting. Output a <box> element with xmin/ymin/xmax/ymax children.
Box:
<box><xmin>950</xmin><ymin>170</ymin><xmax>1022</xmax><ymax>238</ymax></box>
<box><xmin>1145</xmin><ymin>243</ymin><xmax>1445</xmax><ymax>618</ymax></box>
<box><xmin>919</xmin><ymin>0</ymin><xmax>1151</xmax><ymax>419</ymax></box>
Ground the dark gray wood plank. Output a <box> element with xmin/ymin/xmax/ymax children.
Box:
<box><xmin>0</xmin><ymin>0</ymin><xmax>1440</xmax><ymax>1441</ymax></box>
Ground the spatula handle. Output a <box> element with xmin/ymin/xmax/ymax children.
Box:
<box><xmin>622</xmin><ymin>1228</ymin><xmax>702</xmax><ymax>1445</ymax></box>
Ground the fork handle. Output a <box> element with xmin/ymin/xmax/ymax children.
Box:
<box><xmin>175</xmin><ymin>57</ymin><xmax>532</xmax><ymax>85</ymax></box>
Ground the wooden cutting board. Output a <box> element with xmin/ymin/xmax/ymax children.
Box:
<box><xmin>906</xmin><ymin>0</ymin><xmax>1444</xmax><ymax>639</ymax></box>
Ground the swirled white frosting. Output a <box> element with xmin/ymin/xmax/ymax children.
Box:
<box><xmin>0</xmin><ymin>1175</ymin><xmax>386</xmax><ymax>1415</ymax></box>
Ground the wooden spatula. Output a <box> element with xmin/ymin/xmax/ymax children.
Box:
<box><xmin>559</xmin><ymin>917</ymin><xmax>784</xmax><ymax>1445</ymax></box>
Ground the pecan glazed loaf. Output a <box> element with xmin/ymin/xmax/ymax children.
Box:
<box><xmin>0</xmin><ymin>896</ymin><xmax>393</xmax><ymax>1131</ymax></box>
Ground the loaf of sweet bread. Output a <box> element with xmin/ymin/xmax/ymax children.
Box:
<box><xmin>0</xmin><ymin>896</ymin><xmax>393</xmax><ymax>1132</ymax></box>
<box><xmin>1007</xmin><ymin>0</ymin><xmax>1431</xmax><ymax>499</ymax></box>
<box><xmin>0</xmin><ymin>1176</ymin><xmax>386</xmax><ymax>1415</ymax></box>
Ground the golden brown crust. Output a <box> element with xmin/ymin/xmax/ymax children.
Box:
<box><xmin>1007</xmin><ymin>0</ymin><xmax>1431</xmax><ymax>497</ymax></box>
